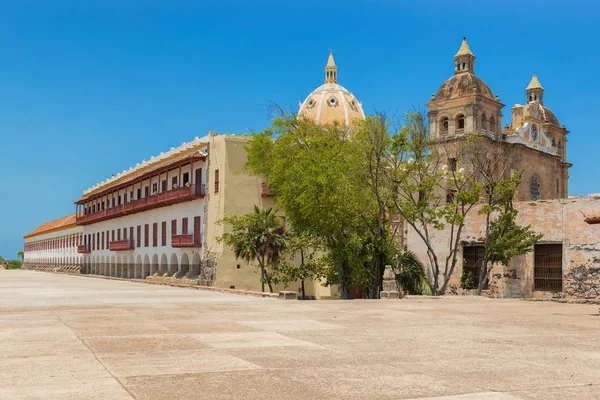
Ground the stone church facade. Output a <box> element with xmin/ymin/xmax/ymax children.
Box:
<box><xmin>427</xmin><ymin>38</ymin><xmax>571</xmax><ymax>201</ymax></box>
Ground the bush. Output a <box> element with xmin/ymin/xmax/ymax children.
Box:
<box><xmin>4</xmin><ymin>260</ymin><xmax>22</xmax><ymax>270</ymax></box>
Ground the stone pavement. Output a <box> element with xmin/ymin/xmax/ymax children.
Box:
<box><xmin>1</xmin><ymin>269</ymin><xmax>599</xmax><ymax>400</ymax></box>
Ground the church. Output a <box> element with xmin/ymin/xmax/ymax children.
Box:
<box><xmin>22</xmin><ymin>40</ymin><xmax>600</xmax><ymax>300</ymax></box>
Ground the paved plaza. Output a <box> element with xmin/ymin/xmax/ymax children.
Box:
<box><xmin>1</xmin><ymin>269</ymin><xmax>599</xmax><ymax>399</ymax></box>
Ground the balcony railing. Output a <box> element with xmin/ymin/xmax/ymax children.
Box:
<box><xmin>77</xmin><ymin>184</ymin><xmax>205</xmax><ymax>225</ymax></box>
<box><xmin>109</xmin><ymin>239</ymin><xmax>134</xmax><ymax>251</ymax></box>
<box><xmin>77</xmin><ymin>244</ymin><xmax>91</xmax><ymax>254</ymax></box>
<box><xmin>172</xmin><ymin>234</ymin><xmax>202</xmax><ymax>248</ymax></box>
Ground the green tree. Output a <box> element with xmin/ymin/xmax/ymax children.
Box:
<box><xmin>459</xmin><ymin>137</ymin><xmax>543</xmax><ymax>294</ymax></box>
<box><xmin>245</xmin><ymin>114</ymin><xmax>393</xmax><ymax>299</ymax></box>
<box><xmin>0</xmin><ymin>255</ymin><xmax>4</xmax><ymax>265</ymax></box>
<box><xmin>17</xmin><ymin>250</ymin><xmax>24</xmax><ymax>262</ymax></box>
<box><xmin>276</xmin><ymin>233</ymin><xmax>331</xmax><ymax>299</ymax></box>
<box><xmin>391</xmin><ymin>250</ymin><xmax>433</xmax><ymax>296</ymax></box>
<box><xmin>388</xmin><ymin>111</ymin><xmax>481</xmax><ymax>295</ymax></box>
<box><xmin>218</xmin><ymin>206</ymin><xmax>288</xmax><ymax>293</ymax></box>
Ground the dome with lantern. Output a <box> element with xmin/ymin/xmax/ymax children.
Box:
<box><xmin>298</xmin><ymin>51</ymin><xmax>365</xmax><ymax>126</ymax></box>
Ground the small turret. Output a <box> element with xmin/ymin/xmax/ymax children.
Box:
<box><xmin>325</xmin><ymin>50</ymin><xmax>337</xmax><ymax>84</ymax></box>
<box><xmin>526</xmin><ymin>74</ymin><xmax>544</xmax><ymax>105</ymax></box>
<box><xmin>454</xmin><ymin>37</ymin><xmax>476</xmax><ymax>75</ymax></box>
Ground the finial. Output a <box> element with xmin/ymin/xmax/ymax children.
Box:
<box><xmin>430</xmin><ymin>93</ymin><xmax>435</xmax><ymax>101</ymax></box>
<box><xmin>473</xmin><ymin>85</ymin><xmax>477</xmax><ymax>93</ymax></box>
<box><xmin>495</xmin><ymin>94</ymin><xmax>500</xmax><ymax>101</ymax></box>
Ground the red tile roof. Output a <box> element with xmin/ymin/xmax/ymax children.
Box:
<box><xmin>23</xmin><ymin>214</ymin><xmax>77</xmax><ymax>239</ymax></box>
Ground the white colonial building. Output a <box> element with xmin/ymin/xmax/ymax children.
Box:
<box><xmin>23</xmin><ymin>214</ymin><xmax>84</xmax><ymax>273</ymax></box>
<box><xmin>73</xmin><ymin>137</ymin><xmax>209</xmax><ymax>280</ymax></box>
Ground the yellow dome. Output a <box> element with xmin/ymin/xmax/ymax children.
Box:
<box><xmin>298</xmin><ymin>52</ymin><xmax>365</xmax><ymax>126</ymax></box>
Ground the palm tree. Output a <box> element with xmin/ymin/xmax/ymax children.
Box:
<box><xmin>17</xmin><ymin>250</ymin><xmax>24</xmax><ymax>262</ymax></box>
<box><xmin>393</xmin><ymin>251</ymin><xmax>432</xmax><ymax>296</ymax></box>
<box><xmin>220</xmin><ymin>206</ymin><xmax>288</xmax><ymax>292</ymax></box>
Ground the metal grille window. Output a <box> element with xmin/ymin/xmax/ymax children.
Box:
<box><xmin>534</xmin><ymin>244</ymin><xmax>562</xmax><ymax>292</ymax></box>
<box><xmin>462</xmin><ymin>245</ymin><xmax>486</xmax><ymax>289</ymax></box>
<box><xmin>530</xmin><ymin>176</ymin><xmax>540</xmax><ymax>200</ymax></box>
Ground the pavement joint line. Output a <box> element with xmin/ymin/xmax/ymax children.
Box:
<box><xmin>51</xmin><ymin>310</ymin><xmax>138</xmax><ymax>400</ymax></box>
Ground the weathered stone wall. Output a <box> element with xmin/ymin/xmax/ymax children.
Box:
<box><xmin>406</xmin><ymin>196</ymin><xmax>600</xmax><ymax>300</ymax></box>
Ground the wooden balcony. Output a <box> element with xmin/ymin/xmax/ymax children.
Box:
<box><xmin>77</xmin><ymin>245</ymin><xmax>91</xmax><ymax>254</ymax></box>
<box><xmin>171</xmin><ymin>234</ymin><xmax>202</xmax><ymax>248</ymax></box>
<box><xmin>77</xmin><ymin>184</ymin><xmax>205</xmax><ymax>226</ymax></box>
<box><xmin>109</xmin><ymin>239</ymin><xmax>134</xmax><ymax>251</ymax></box>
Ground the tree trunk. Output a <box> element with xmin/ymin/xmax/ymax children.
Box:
<box><xmin>337</xmin><ymin>260</ymin><xmax>352</xmax><ymax>299</ymax></box>
<box><xmin>301</xmin><ymin>279</ymin><xmax>305</xmax><ymax>299</ymax></box>
<box><xmin>263</xmin><ymin>268</ymin><xmax>274</xmax><ymax>293</ymax></box>
<box><xmin>476</xmin><ymin>261</ymin><xmax>491</xmax><ymax>295</ymax></box>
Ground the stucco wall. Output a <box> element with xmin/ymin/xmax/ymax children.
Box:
<box><xmin>406</xmin><ymin>196</ymin><xmax>600</xmax><ymax>299</ymax></box>
<box><xmin>205</xmin><ymin>134</ymin><xmax>336</xmax><ymax>298</ymax></box>
<box><xmin>23</xmin><ymin>225</ymin><xmax>84</xmax><ymax>266</ymax></box>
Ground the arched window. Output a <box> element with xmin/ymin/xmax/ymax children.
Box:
<box><xmin>530</xmin><ymin>176</ymin><xmax>541</xmax><ymax>201</ymax></box>
<box><xmin>480</xmin><ymin>113</ymin><xmax>487</xmax><ymax>132</ymax></box>
<box><xmin>530</xmin><ymin>124</ymin><xmax>537</xmax><ymax>141</ymax></box>
<box><xmin>440</xmin><ymin>117</ymin><xmax>449</xmax><ymax>134</ymax></box>
<box><xmin>456</xmin><ymin>114</ymin><xmax>465</xmax><ymax>130</ymax></box>
<box><xmin>489</xmin><ymin>117</ymin><xmax>496</xmax><ymax>133</ymax></box>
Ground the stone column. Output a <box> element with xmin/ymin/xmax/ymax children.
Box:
<box><xmin>380</xmin><ymin>265</ymin><xmax>400</xmax><ymax>299</ymax></box>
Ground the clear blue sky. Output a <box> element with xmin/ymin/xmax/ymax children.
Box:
<box><xmin>1</xmin><ymin>0</ymin><xmax>598</xmax><ymax>259</ymax></box>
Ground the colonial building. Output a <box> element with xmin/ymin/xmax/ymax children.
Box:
<box><xmin>427</xmin><ymin>38</ymin><xmax>570</xmax><ymax>201</ymax></box>
<box><xmin>23</xmin><ymin>214</ymin><xmax>83</xmax><ymax>273</ymax></box>
<box><xmin>23</xmin><ymin>46</ymin><xmax>593</xmax><ymax>300</ymax></box>
<box><xmin>73</xmin><ymin>137</ymin><xmax>208</xmax><ymax>281</ymax></box>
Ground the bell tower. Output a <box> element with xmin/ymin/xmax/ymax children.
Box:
<box><xmin>526</xmin><ymin>74</ymin><xmax>544</xmax><ymax>105</ymax></box>
<box><xmin>454</xmin><ymin>37</ymin><xmax>475</xmax><ymax>75</ymax></box>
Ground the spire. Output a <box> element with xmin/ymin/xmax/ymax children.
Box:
<box><xmin>454</xmin><ymin>37</ymin><xmax>474</xmax><ymax>57</ymax></box>
<box><xmin>526</xmin><ymin>74</ymin><xmax>544</xmax><ymax>90</ymax></box>
<box><xmin>325</xmin><ymin>50</ymin><xmax>337</xmax><ymax>84</ymax></box>
<box><xmin>526</xmin><ymin>74</ymin><xmax>544</xmax><ymax>105</ymax></box>
<box><xmin>453</xmin><ymin>37</ymin><xmax>476</xmax><ymax>75</ymax></box>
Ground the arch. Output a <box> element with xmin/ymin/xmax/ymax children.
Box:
<box><xmin>191</xmin><ymin>252</ymin><xmax>201</xmax><ymax>279</ymax></box>
<box><xmin>128</xmin><ymin>255</ymin><xmax>135</xmax><ymax>279</ymax></box>
<box><xmin>142</xmin><ymin>254</ymin><xmax>150</xmax><ymax>279</ymax></box>
<box><xmin>179</xmin><ymin>252</ymin><xmax>190</xmax><ymax>278</ymax></box>
<box><xmin>168</xmin><ymin>253</ymin><xmax>178</xmax><ymax>277</ymax></box>
<box><xmin>440</xmin><ymin>116</ymin><xmax>449</xmax><ymax>134</ymax></box>
<box><xmin>530</xmin><ymin>176</ymin><xmax>541</xmax><ymax>201</ymax></box>
<box><xmin>530</xmin><ymin>124</ymin><xmax>538</xmax><ymax>141</ymax></box>
<box><xmin>489</xmin><ymin>116</ymin><xmax>496</xmax><ymax>133</ymax></box>
<box><xmin>455</xmin><ymin>113</ymin><xmax>465</xmax><ymax>130</ymax></box>
<box><xmin>151</xmin><ymin>254</ymin><xmax>159</xmax><ymax>276</ymax></box>
<box><xmin>116</xmin><ymin>256</ymin><xmax>123</xmax><ymax>278</ymax></box>
<box><xmin>160</xmin><ymin>253</ymin><xmax>168</xmax><ymax>276</ymax></box>
<box><xmin>136</xmin><ymin>255</ymin><xmax>143</xmax><ymax>279</ymax></box>
<box><xmin>480</xmin><ymin>113</ymin><xmax>487</xmax><ymax>131</ymax></box>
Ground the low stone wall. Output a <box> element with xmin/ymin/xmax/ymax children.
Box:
<box><xmin>23</xmin><ymin>266</ymin><xmax>279</xmax><ymax>299</ymax></box>
<box><xmin>22</xmin><ymin>263</ymin><xmax>81</xmax><ymax>274</ymax></box>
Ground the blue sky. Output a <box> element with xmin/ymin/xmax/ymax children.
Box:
<box><xmin>1</xmin><ymin>0</ymin><xmax>598</xmax><ymax>258</ymax></box>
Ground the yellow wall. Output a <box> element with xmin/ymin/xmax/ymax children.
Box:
<box><xmin>204</xmin><ymin>133</ymin><xmax>335</xmax><ymax>298</ymax></box>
